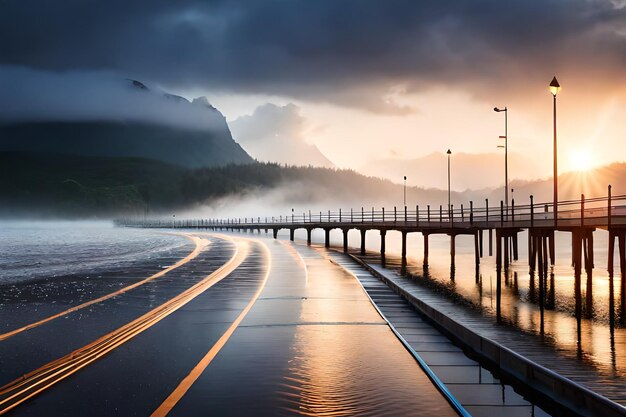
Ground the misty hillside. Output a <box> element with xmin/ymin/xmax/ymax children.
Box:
<box><xmin>0</xmin><ymin>151</ymin><xmax>447</xmax><ymax>218</ymax></box>
<box><xmin>3</xmin><ymin>150</ymin><xmax>624</xmax><ymax>218</ymax></box>
<box><xmin>0</xmin><ymin>121</ymin><xmax>253</xmax><ymax>168</ymax></box>
<box><xmin>0</xmin><ymin>79</ymin><xmax>253</xmax><ymax>168</ymax></box>
<box><xmin>0</xmin><ymin>152</ymin><xmax>185</xmax><ymax>217</ymax></box>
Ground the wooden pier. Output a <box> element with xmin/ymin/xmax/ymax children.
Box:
<box><xmin>121</xmin><ymin>186</ymin><xmax>626</xmax><ymax>328</ymax></box>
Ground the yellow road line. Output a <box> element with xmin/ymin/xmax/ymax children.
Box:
<box><xmin>151</xmin><ymin>238</ymin><xmax>272</xmax><ymax>417</ymax></box>
<box><xmin>0</xmin><ymin>234</ymin><xmax>208</xmax><ymax>342</ymax></box>
<box><xmin>0</xmin><ymin>237</ymin><xmax>245</xmax><ymax>415</ymax></box>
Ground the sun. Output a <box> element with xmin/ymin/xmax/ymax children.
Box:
<box><xmin>568</xmin><ymin>148</ymin><xmax>595</xmax><ymax>172</ymax></box>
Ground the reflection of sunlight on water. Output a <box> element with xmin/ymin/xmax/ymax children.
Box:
<box><xmin>290</xmin><ymin>228</ymin><xmax>626</xmax><ymax>382</ymax></box>
<box><xmin>281</xmin><ymin>326</ymin><xmax>373</xmax><ymax>416</ymax></box>
<box><xmin>275</xmin><ymin>255</ymin><xmax>456</xmax><ymax>417</ymax></box>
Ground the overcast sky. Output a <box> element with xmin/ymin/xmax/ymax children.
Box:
<box><xmin>2</xmin><ymin>0</ymin><xmax>626</xmax><ymax>187</ymax></box>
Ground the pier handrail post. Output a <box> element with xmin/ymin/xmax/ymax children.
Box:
<box><xmin>486</xmin><ymin>198</ymin><xmax>489</xmax><ymax>227</ymax></box>
<box><xmin>328</xmin><ymin>210</ymin><xmax>331</xmax><ymax>222</ymax></box>
<box><xmin>309</xmin><ymin>210</ymin><xmax>311</xmax><ymax>222</ymax></box>
<box><xmin>339</xmin><ymin>208</ymin><xmax>342</xmax><ymax>222</ymax></box>
<box><xmin>470</xmin><ymin>201</ymin><xmax>474</xmax><ymax>225</ymax></box>
<box><xmin>416</xmin><ymin>205</ymin><xmax>419</xmax><ymax>226</ymax></box>
<box><xmin>581</xmin><ymin>193</ymin><xmax>585</xmax><ymax>227</ymax></box>
<box><xmin>500</xmin><ymin>201</ymin><xmax>504</xmax><ymax>228</ymax></box>
<box><xmin>530</xmin><ymin>195</ymin><xmax>534</xmax><ymax>228</ymax></box>
<box><xmin>451</xmin><ymin>204</ymin><xmax>454</xmax><ymax>228</ymax></box>
<box><xmin>320</xmin><ymin>211</ymin><xmax>322</xmax><ymax>222</ymax></box>
<box><xmin>512</xmin><ymin>198</ymin><xmax>515</xmax><ymax>226</ymax></box>
<box><xmin>606</xmin><ymin>184</ymin><xmax>612</xmax><ymax>229</ymax></box>
<box><xmin>351</xmin><ymin>208</ymin><xmax>353</xmax><ymax>223</ymax></box>
<box><xmin>427</xmin><ymin>205</ymin><xmax>431</xmax><ymax>225</ymax></box>
<box><xmin>362</xmin><ymin>207</ymin><xmax>364</xmax><ymax>223</ymax></box>
<box><xmin>394</xmin><ymin>206</ymin><xmax>397</xmax><ymax>223</ymax></box>
<box><xmin>382</xmin><ymin>207</ymin><xmax>385</xmax><ymax>222</ymax></box>
<box><xmin>405</xmin><ymin>205</ymin><xmax>408</xmax><ymax>223</ymax></box>
<box><xmin>439</xmin><ymin>205</ymin><xmax>443</xmax><ymax>226</ymax></box>
<box><xmin>461</xmin><ymin>204</ymin><xmax>464</xmax><ymax>222</ymax></box>
<box><xmin>372</xmin><ymin>207</ymin><xmax>374</xmax><ymax>222</ymax></box>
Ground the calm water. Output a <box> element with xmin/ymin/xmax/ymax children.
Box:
<box><xmin>290</xmin><ymin>227</ymin><xmax>626</xmax><ymax>384</ymax></box>
<box><xmin>0</xmin><ymin>221</ymin><xmax>188</xmax><ymax>284</ymax></box>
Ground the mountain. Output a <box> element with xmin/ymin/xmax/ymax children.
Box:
<box><xmin>239</xmin><ymin>139</ymin><xmax>335</xmax><ymax>168</ymax></box>
<box><xmin>0</xmin><ymin>80</ymin><xmax>253</xmax><ymax>168</ymax></box>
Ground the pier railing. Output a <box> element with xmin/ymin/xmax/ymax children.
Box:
<box><xmin>119</xmin><ymin>190</ymin><xmax>626</xmax><ymax>231</ymax></box>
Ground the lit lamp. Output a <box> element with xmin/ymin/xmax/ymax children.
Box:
<box><xmin>403</xmin><ymin>175</ymin><xmax>407</xmax><ymax>207</ymax></box>
<box><xmin>446</xmin><ymin>149</ymin><xmax>452</xmax><ymax>216</ymax></box>
<box><xmin>549</xmin><ymin>76</ymin><xmax>561</xmax><ymax>228</ymax></box>
<box><xmin>494</xmin><ymin>106</ymin><xmax>508</xmax><ymax>219</ymax></box>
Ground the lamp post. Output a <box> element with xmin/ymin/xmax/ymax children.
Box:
<box><xmin>446</xmin><ymin>149</ymin><xmax>452</xmax><ymax>216</ymax></box>
<box><xmin>494</xmin><ymin>106</ymin><xmax>508</xmax><ymax>219</ymax></box>
<box><xmin>549</xmin><ymin>76</ymin><xmax>561</xmax><ymax>228</ymax></box>
<box><xmin>403</xmin><ymin>176</ymin><xmax>407</xmax><ymax>207</ymax></box>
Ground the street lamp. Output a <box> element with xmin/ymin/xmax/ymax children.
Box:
<box><xmin>446</xmin><ymin>149</ymin><xmax>452</xmax><ymax>215</ymax></box>
<box><xmin>403</xmin><ymin>175</ymin><xmax>407</xmax><ymax>207</ymax></box>
<box><xmin>494</xmin><ymin>106</ymin><xmax>508</xmax><ymax>219</ymax></box>
<box><xmin>549</xmin><ymin>76</ymin><xmax>561</xmax><ymax>228</ymax></box>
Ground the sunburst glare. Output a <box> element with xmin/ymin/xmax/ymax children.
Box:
<box><xmin>568</xmin><ymin>148</ymin><xmax>596</xmax><ymax>172</ymax></box>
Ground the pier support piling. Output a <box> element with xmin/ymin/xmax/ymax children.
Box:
<box><xmin>360</xmin><ymin>229</ymin><xmax>366</xmax><ymax>255</ymax></box>
<box><xmin>549</xmin><ymin>231</ymin><xmax>556</xmax><ymax>266</ymax></box>
<box><xmin>504</xmin><ymin>234</ymin><xmax>510</xmax><ymax>269</ymax></box>
<box><xmin>380</xmin><ymin>230</ymin><xmax>386</xmax><ymax>259</ymax></box>
<box><xmin>474</xmin><ymin>231</ymin><xmax>480</xmax><ymax>267</ymax></box>
<box><xmin>401</xmin><ymin>231</ymin><xmax>407</xmax><ymax>265</ymax></box>
<box><xmin>450</xmin><ymin>234</ymin><xmax>456</xmax><ymax>268</ymax></box>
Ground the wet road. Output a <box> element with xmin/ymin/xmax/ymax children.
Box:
<box><xmin>0</xmin><ymin>232</ymin><xmax>457</xmax><ymax>416</ymax></box>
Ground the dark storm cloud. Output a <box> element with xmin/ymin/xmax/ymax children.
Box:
<box><xmin>1</xmin><ymin>0</ymin><xmax>625</xmax><ymax>112</ymax></box>
<box><xmin>0</xmin><ymin>66</ymin><xmax>227</xmax><ymax>130</ymax></box>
